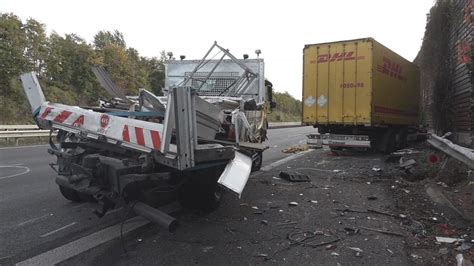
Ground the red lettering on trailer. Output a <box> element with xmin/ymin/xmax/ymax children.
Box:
<box><xmin>376</xmin><ymin>57</ymin><xmax>407</xmax><ymax>81</ymax></box>
<box><xmin>313</xmin><ymin>52</ymin><xmax>364</xmax><ymax>63</ymax></box>
<box><xmin>53</xmin><ymin>110</ymin><xmax>72</xmax><ymax>123</ymax></box>
<box><xmin>72</xmin><ymin>115</ymin><xmax>84</xmax><ymax>127</ymax></box>
<box><xmin>40</xmin><ymin>107</ymin><xmax>53</xmax><ymax>119</ymax></box>
<box><xmin>100</xmin><ymin>114</ymin><xmax>109</xmax><ymax>128</ymax></box>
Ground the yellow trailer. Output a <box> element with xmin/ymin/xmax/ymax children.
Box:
<box><xmin>303</xmin><ymin>38</ymin><xmax>421</xmax><ymax>152</ymax></box>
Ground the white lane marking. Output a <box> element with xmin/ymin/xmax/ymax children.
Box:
<box><xmin>260</xmin><ymin>149</ymin><xmax>316</xmax><ymax>172</ymax></box>
<box><xmin>0</xmin><ymin>166</ymin><xmax>30</xmax><ymax>180</ymax></box>
<box><xmin>18</xmin><ymin>213</ymin><xmax>54</xmax><ymax>226</ymax></box>
<box><xmin>40</xmin><ymin>222</ymin><xmax>76</xmax><ymax>238</ymax></box>
<box><xmin>0</xmin><ymin>144</ymin><xmax>48</xmax><ymax>150</ymax></box>
<box><xmin>17</xmin><ymin>217</ymin><xmax>149</xmax><ymax>266</ymax></box>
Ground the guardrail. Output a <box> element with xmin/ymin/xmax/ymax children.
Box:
<box><xmin>0</xmin><ymin>125</ymin><xmax>56</xmax><ymax>145</ymax></box>
<box><xmin>0</xmin><ymin>122</ymin><xmax>304</xmax><ymax>145</ymax></box>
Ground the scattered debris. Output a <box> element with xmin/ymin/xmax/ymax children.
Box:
<box><xmin>344</xmin><ymin>227</ymin><xmax>360</xmax><ymax>235</ymax></box>
<box><xmin>276</xmin><ymin>221</ymin><xmax>298</xmax><ymax>226</ymax></box>
<box><xmin>456</xmin><ymin>243</ymin><xmax>472</xmax><ymax>252</ymax></box>
<box><xmin>348</xmin><ymin>247</ymin><xmax>363</xmax><ymax>252</ymax></box>
<box><xmin>288</xmin><ymin>202</ymin><xmax>299</xmax><ymax>206</ymax></box>
<box><xmin>202</xmin><ymin>246</ymin><xmax>214</xmax><ymax>253</ymax></box>
<box><xmin>401</xmin><ymin>189</ymin><xmax>410</xmax><ymax>194</ymax></box>
<box><xmin>435</xmin><ymin>224</ymin><xmax>457</xmax><ymax>236</ymax></box>
<box><xmin>400</xmin><ymin>158</ymin><xmax>417</xmax><ymax>169</ymax></box>
<box><xmin>387</xmin><ymin>249</ymin><xmax>394</xmax><ymax>255</ymax></box>
<box><xmin>310</xmin><ymin>200</ymin><xmax>318</xmax><ymax>204</ymax></box>
<box><xmin>279</xmin><ymin>171</ymin><xmax>311</xmax><ymax>182</ymax></box>
<box><xmin>331</xmin><ymin>252</ymin><xmax>340</xmax><ymax>256</ymax></box>
<box><xmin>333</xmin><ymin>169</ymin><xmax>341</xmax><ymax>173</ymax></box>
<box><xmin>359</xmin><ymin>226</ymin><xmax>404</xmax><ymax>237</ymax></box>
<box><xmin>435</xmin><ymin>236</ymin><xmax>463</xmax><ymax>243</ymax></box>
<box><xmin>282</xmin><ymin>144</ymin><xmax>308</xmax><ymax>153</ymax></box>
<box><xmin>410</xmin><ymin>254</ymin><xmax>421</xmax><ymax>259</ymax></box>
<box><xmin>439</xmin><ymin>247</ymin><xmax>449</xmax><ymax>255</ymax></box>
<box><xmin>254</xmin><ymin>253</ymin><xmax>268</xmax><ymax>258</ymax></box>
<box><xmin>252</xmin><ymin>206</ymin><xmax>259</xmax><ymax>210</ymax></box>
<box><xmin>326</xmin><ymin>244</ymin><xmax>337</xmax><ymax>250</ymax></box>
<box><xmin>261</xmin><ymin>220</ymin><xmax>268</xmax><ymax>225</ymax></box>
<box><xmin>372</xmin><ymin>167</ymin><xmax>381</xmax><ymax>172</ymax></box>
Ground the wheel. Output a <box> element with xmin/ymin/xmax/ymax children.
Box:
<box><xmin>58</xmin><ymin>185</ymin><xmax>82</xmax><ymax>202</ymax></box>
<box><xmin>251</xmin><ymin>152</ymin><xmax>263</xmax><ymax>172</ymax></box>
<box><xmin>178</xmin><ymin>166</ymin><xmax>224</xmax><ymax>212</ymax></box>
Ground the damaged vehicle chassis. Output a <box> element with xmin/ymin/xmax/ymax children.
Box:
<box><xmin>21</xmin><ymin>42</ymin><xmax>273</xmax><ymax>231</ymax></box>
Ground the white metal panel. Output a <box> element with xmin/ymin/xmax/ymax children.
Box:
<box><xmin>217</xmin><ymin>151</ymin><xmax>252</xmax><ymax>197</ymax></box>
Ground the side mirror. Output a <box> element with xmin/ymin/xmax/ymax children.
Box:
<box><xmin>265</xmin><ymin>80</ymin><xmax>275</xmax><ymax>111</ymax></box>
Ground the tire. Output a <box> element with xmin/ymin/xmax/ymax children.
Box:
<box><xmin>58</xmin><ymin>185</ymin><xmax>82</xmax><ymax>202</ymax></box>
<box><xmin>178</xmin><ymin>167</ymin><xmax>224</xmax><ymax>212</ymax></box>
<box><xmin>251</xmin><ymin>152</ymin><xmax>263</xmax><ymax>172</ymax></box>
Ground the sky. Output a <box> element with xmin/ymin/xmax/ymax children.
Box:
<box><xmin>2</xmin><ymin>0</ymin><xmax>435</xmax><ymax>99</ymax></box>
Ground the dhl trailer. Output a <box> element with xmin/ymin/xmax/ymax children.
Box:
<box><xmin>303</xmin><ymin>38</ymin><xmax>422</xmax><ymax>152</ymax></box>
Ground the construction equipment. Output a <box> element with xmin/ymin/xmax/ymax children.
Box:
<box><xmin>302</xmin><ymin>38</ymin><xmax>425</xmax><ymax>152</ymax></box>
<box><xmin>20</xmin><ymin>42</ymin><xmax>275</xmax><ymax>230</ymax></box>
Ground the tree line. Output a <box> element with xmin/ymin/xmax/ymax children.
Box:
<box><xmin>0</xmin><ymin>12</ymin><xmax>302</xmax><ymax>124</ymax></box>
<box><xmin>0</xmin><ymin>13</ymin><xmax>170</xmax><ymax>124</ymax></box>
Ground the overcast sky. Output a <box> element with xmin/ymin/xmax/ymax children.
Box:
<box><xmin>3</xmin><ymin>0</ymin><xmax>435</xmax><ymax>98</ymax></box>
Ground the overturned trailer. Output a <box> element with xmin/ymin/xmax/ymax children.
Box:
<box><xmin>20</xmin><ymin>42</ymin><xmax>274</xmax><ymax>231</ymax></box>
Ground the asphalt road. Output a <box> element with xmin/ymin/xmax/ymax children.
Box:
<box><xmin>0</xmin><ymin>126</ymin><xmax>315</xmax><ymax>264</ymax></box>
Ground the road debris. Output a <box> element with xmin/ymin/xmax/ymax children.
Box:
<box><xmin>435</xmin><ymin>224</ymin><xmax>457</xmax><ymax>236</ymax></box>
<box><xmin>436</xmin><ymin>236</ymin><xmax>463</xmax><ymax>244</ymax></box>
<box><xmin>359</xmin><ymin>226</ymin><xmax>404</xmax><ymax>237</ymax></box>
<box><xmin>282</xmin><ymin>144</ymin><xmax>308</xmax><ymax>153</ymax></box>
<box><xmin>325</xmin><ymin>244</ymin><xmax>337</xmax><ymax>250</ymax></box>
<box><xmin>261</xmin><ymin>220</ymin><xmax>268</xmax><ymax>225</ymax></box>
<box><xmin>202</xmin><ymin>246</ymin><xmax>214</xmax><ymax>253</ymax></box>
<box><xmin>279</xmin><ymin>171</ymin><xmax>310</xmax><ymax>182</ymax></box>
<box><xmin>372</xmin><ymin>167</ymin><xmax>381</xmax><ymax>172</ymax></box>
<box><xmin>288</xmin><ymin>202</ymin><xmax>299</xmax><ymax>206</ymax></box>
<box><xmin>399</xmin><ymin>158</ymin><xmax>417</xmax><ymax>170</ymax></box>
<box><xmin>456</xmin><ymin>243</ymin><xmax>472</xmax><ymax>252</ymax></box>
<box><xmin>344</xmin><ymin>227</ymin><xmax>360</xmax><ymax>235</ymax></box>
<box><xmin>331</xmin><ymin>252</ymin><xmax>340</xmax><ymax>256</ymax></box>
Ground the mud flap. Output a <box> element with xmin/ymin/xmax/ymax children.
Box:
<box><xmin>217</xmin><ymin>151</ymin><xmax>252</xmax><ymax>197</ymax></box>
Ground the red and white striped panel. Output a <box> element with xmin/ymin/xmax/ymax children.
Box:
<box><xmin>122</xmin><ymin>125</ymin><xmax>161</xmax><ymax>150</ymax></box>
<box><xmin>37</xmin><ymin>103</ymin><xmax>163</xmax><ymax>152</ymax></box>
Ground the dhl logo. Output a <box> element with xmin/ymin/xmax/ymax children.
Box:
<box><xmin>311</xmin><ymin>52</ymin><xmax>365</xmax><ymax>64</ymax></box>
<box><xmin>376</xmin><ymin>57</ymin><xmax>406</xmax><ymax>81</ymax></box>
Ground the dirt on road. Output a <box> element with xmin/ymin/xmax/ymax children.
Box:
<box><xmin>63</xmin><ymin>145</ymin><xmax>474</xmax><ymax>265</ymax></box>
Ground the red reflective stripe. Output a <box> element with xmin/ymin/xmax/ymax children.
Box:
<box><xmin>53</xmin><ymin>111</ymin><xmax>72</xmax><ymax>123</ymax></box>
<box><xmin>40</xmin><ymin>107</ymin><xmax>53</xmax><ymax>119</ymax></box>
<box><xmin>122</xmin><ymin>125</ymin><xmax>130</xmax><ymax>142</ymax></box>
<box><xmin>135</xmin><ymin>127</ymin><xmax>145</xmax><ymax>145</ymax></box>
<box><xmin>150</xmin><ymin>130</ymin><xmax>161</xmax><ymax>150</ymax></box>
